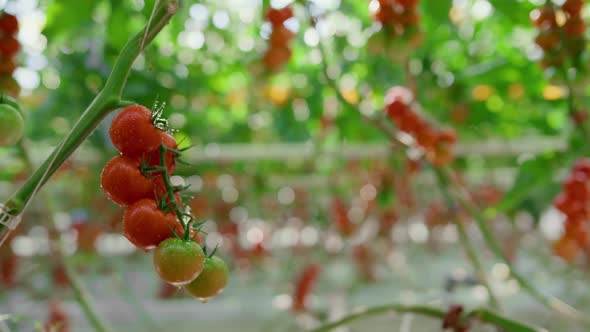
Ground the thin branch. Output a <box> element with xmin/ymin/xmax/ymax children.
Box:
<box><xmin>0</xmin><ymin>0</ymin><xmax>178</xmax><ymax>243</ymax></box>
<box><xmin>434</xmin><ymin>167</ymin><xmax>501</xmax><ymax>310</ymax></box>
<box><xmin>440</xmin><ymin>167</ymin><xmax>590</xmax><ymax>327</ymax></box>
<box><xmin>310</xmin><ymin>304</ymin><xmax>543</xmax><ymax>332</ymax></box>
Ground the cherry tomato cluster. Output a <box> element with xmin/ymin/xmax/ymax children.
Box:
<box><xmin>0</xmin><ymin>13</ymin><xmax>20</xmax><ymax>97</ymax></box>
<box><xmin>531</xmin><ymin>0</ymin><xmax>586</xmax><ymax>69</ymax></box>
<box><xmin>374</xmin><ymin>0</ymin><xmax>420</xmax><ymax>36</ymax></box>
<box><xmin>368</xmin><ymin>0</ymin><xmax>424</xmax><ymax>58</ymax></box>
<box><xmin>263</xmin><ymin>6</ymin><xmax>295</xmax><ymax>71</ymax></box>
<box><xmin>552</xmin><ymin>158</ymin><xmax>590</xmax><ymax>262</ymax></box>
<box><xmin>384</xmin><ymin>86</ymin><xmax>457</xmax><ymax>167</ymax></box>
<box><xmin>101</xmin><ymin>104</ymin><xmax>228</xmax><ymax>301</ymax></box>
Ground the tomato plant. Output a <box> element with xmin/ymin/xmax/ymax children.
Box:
<box><xmin>1</xmin><ymin>0</ymin><xmax>590</xmax><ymax>331</ymax></box>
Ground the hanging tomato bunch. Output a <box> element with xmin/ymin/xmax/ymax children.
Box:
<box><xmin>552</xmin><ymin>158</ymin><xmax>590</xmax><ymax>262</ymax></box>
<box><xmin>368</xmin><ymin>0</ymin><xmax>424</xmax><ymax>60</ymax></box>
<box><xmin>384</xmin><ymin>86</ymin><xmax>457</xmax><ymax>167</ymax></box>
<box><xmin>100</xmin><ymin>104</ymin><xmax>228</xmax><ymax>301</ymax></box>
<box><xmin>0</xmin><ymin>12</ymin><xmax>20</xmax><ymax>97</ymax></box>
<box><xmin>531</xmin><ymin>0</ymin><xmax>586</xmax><ymax>69</ymax></box>
<box><xmin>263</xmin><ymin>6</ymin><xmax>295</xmax><ymax>71</ymax></box>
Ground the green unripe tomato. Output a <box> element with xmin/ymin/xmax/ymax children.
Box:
<box><xmin>153</xmin><ymin>238</ymin><xmax>205</xmax><ymax>286</ymax></box>
<box><xmin>184</xmin><ymin>256</ymin><xmax>229</xmax><ymax>302</ymax></box>
<box><xmin>0</xmin><ymin>103</ymin><xmax>23</xmax><ymax>146</ymax></box>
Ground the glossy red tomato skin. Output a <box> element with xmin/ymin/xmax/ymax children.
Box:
<box><xmin>109</xmin><ymin>105</ymin><xmax>162</xmax><ymax>158</ymax></box>
<box><xmin>0</xmin><ymin>36</ymin><xmax>19</xmax><ymax>57</ymax></box>
<box><xmin>101</xmin><ymin>155</ymin><xmax>154</xmax><ymax>206</ymax></box>
<box><xmin>0</xmin><ymin>14</ymin><xmax>18</xmax><ymax>36</ymax></box>
<box><xmin>153</xmin><ymin>238</ymin><xmax>205</xmax><ymax>286</ymax></box>
<box><xmin>123</xmin><ymin>199</ymin><xmax>179</xmax><ymax>251</ymax></box>
<box><xmin>563</xmin><ymin>16</ymin><xmax>586</xmax><ymax>37</ymax></box>
<box><xmin>0</xmin><ymin>56</ymin><xmax>15</xmax><ymax>75</ymax></box>
<box><xmin>184</xmin><ymin>256</ymin><xmax>229</xmax><ymax>301</ymax></box>
<box><xmin>146</xmin><ymin>131</ymin><xmax>178</xmax><ymax>175</ymax></box>
<box><xmin>562</xmin><ymin>0</ymin><xmax>584</xmax><ymax>16</ymax></box>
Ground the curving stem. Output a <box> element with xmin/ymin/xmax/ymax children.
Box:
<box><xmin>310</xmin><ymin>304</ymin><xmax>543</xmax><ymax>332</ymax></box>
<box><xmin>0</xmin><ymin>0</ymin><xmax>179</xmax><ymax>246</ymax></box>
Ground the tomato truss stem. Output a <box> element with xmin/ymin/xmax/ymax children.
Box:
<box><xmin>0</xmin><ymin>1</ymin><xmax>179</xmax><ymax>243</ymax></box>
<box><xmin>156</xmin><ymin>144</ymin><xmax>204</xmax><ymax>243</ymax></box>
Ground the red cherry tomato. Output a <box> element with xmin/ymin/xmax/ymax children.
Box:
<box><xmin>0</xmin><ymin>14</ymin><xmax>18</xmax><ymax>36</ymax></box>
<box><xmin>562</xmin><ymin>0</ymin><xmax>584</xmax><ymax>16</ymax></box>
<box><xmin>0</xmin><ymin>56</ymin><xmax>15</xmax><ymax>75</ymax></box>
<box><xmin>0</xmin><ymin>36</ymin><xmax>19</xmax><ymax>57</ymax></box>
<box><xmin>563</xmin><ymin>16</ymin><xmax>586</xmax><ymax>37</ymax></box>
<box><xmin>153</xmin><ymin>237</ymin><xmax>205</xmax><ymax>286</ymax></box>
<box><xmin>123</xmin><ymin>199</ymin><xmax>179</xmax><ymax>251</ymax></box>
<box><xmin>101</xmin><ymin>155</ymin><xmax>154</xmax><ymax>206</ymax></box>
<box><xmin>109</xmin><ymin>105</ymin><xmax>163</xmax><ymax>158</ymax></box>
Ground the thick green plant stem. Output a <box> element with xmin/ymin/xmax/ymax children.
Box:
<box><xmin>436</xmin><ymin>167</ymin><xmax>590</xmax><ymax>327</ymax></box>
<box><xmin>310</xmin><ymin>304</ymin><xmax>543</xmax><ymax>332</ymax></box>
<box><xmin>434</xmin><ymin>168</ymin><xmax>501</xmax><ymax>310</ymax></box>
<box><xmin>18</xmin><ymin>141</ymin><xmax>114</xmax><ymax>332</ymax></box>
<box><xmin>0</xmin><ymin>1</ymin><xmax>178</xmax><ymax>236</ymax></box>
